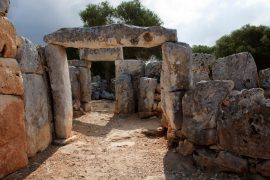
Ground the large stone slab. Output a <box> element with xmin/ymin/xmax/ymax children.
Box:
<box><xmin>68</xmin><ymin>60</ymin><xmax>91</xmax><ymax>68</ymax></box>
<box><xmin>79</xmin><ymin>67</ymin><xmax>91</xmax><ymax>103</ymax></box>
<box><xmin>259</xmin><ymin>68</ymin><xmax>270</xmax><ymax>90</ymax></box>
<box><xmin>138</xmin><ymin>77</ymin><xmax>157</xmax><ymax>112</ymax></box>
<box><xmin>182</xmin><ymin>80</ymin><xmax>234</xmax><ymax>145</ymax></box>
<box><xmin>161</xmin><ymin>42</ymin><xmax>193</xmax><ymax>130</ymax></box>
<box><xmin>80</xmin><ymin>48</ymin><xmax>124</xmax><ymax>61</ymax></box>
<box><xmin>217</xmin><ymin>88</ymin><xmax>270</xmax><ymax>159</ymax></box>
<box><xmin>0</xmin><ymin>94</ymin><xmax>28</xmax><ymax>178</ymax></box>
<box><xmin>22</xmin><ymin>74</ymin><xmax>52</xmax><ymax>157</ymax></box>
<box><xmin>0</xmin><ymin>0</ymin><xmax>9</xmax><ymax>16</ymax></box>
<box><xmin>212</xmin><ymin>52</ymin><xmax>258</xmax><ymax>90</ymax></box>
<box><xmin>0</xmin><ymin>16</ymin><xmax>16</xmax><ymax>58</ymax></box>
<box><xmin>192</xmin><ymin>53</ymin><xmax>215</xmax><ymax>84</ymax></box>
<box><xmin>69</xmin><ymin>66</ymin><xmax>81</xmax><ymax>111</ymax></box>
<box><xmin>0</xmin><ymin>58</ymin><xmax>24</xmax><ymax>96</ymax></box>
<box><xmin>44</xmin><ymin>24</ymin><xmax>177</xmax><ymax>49</ymax></box>
<box><xmin>115</xmin><ymin>73</ymin><xmax>135</xmax><ymax>114</ymax></box>
<box><xmin>45</xmin><ymin>44</ymin><xmax>73</xmax><ymax>139</ymax></box>
<box><xmin>16</xmin><ymin>36</ymin><xmax>45</xmax><ymax>75</ymax></box>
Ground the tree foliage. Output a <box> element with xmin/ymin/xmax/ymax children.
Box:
<box><xmin>192</xmin><ymin>45</ymin><xmax>215</xmax><ymax>54</ymax></box>
<box><xmin>192</xmin><ymin>25</ymin><xmax>270</xmax><ymax>70</ymax></box>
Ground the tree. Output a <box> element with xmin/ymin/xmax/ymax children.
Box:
<box><xmin>192</xmin><ymin>45</ymin><xmax>215</xmax><ymax>54</ymax></box>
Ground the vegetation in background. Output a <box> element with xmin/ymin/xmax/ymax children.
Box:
<box><xmin>192</xmin><ymin>25</ymin><xmax>270</xmax><ymax>70</ymax></box>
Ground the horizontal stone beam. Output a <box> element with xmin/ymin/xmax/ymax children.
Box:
<box><xmin>44</xmin><ymin>24</ymin><xmax>177</xmax><ymax>49</ymax></box>
<box><xmin>80</xmin><ymin>48</ymin><xmax>123</xmax><ymax>61</ymax></box>
<box><xmin>68</xmin><ymin>60</ymin><xmax>91</xmax><ymax>68</ymax></box>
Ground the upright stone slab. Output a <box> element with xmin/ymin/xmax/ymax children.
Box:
<box><xmin>80</xmin><ymin>48</ymin><xmax>124</xmax><ymax>61</ymax></box>
<box><xmin>182</xmin><ymin>80</ymin><xmax>234</xmax><ymax>145</ymax></box>
<box><xmin>115</xmin><ymin>73</ymin><xmax>135</xmax><ymax>114</ymax></box>
<box><xmin>45</xmin><ymin>44</ymin><xmax>73</xmax><ymax>139</ymax></box>
<box><xmin>192</xmin><ymin>53</ymin><xmax>215</xmax><ymax>84</ymax></box>
<box><xmin>138</xmin><ymin>77</ymin><xmax>157</xmax><ymax>112</ymax></box>
<box><xmin>69</xmin><ymin>66</ymin><xmax>81</xmax><ymax>111</ymax></box>
<box><xmin>79</xmin><ymin>67</ymin><xmax>91</xmax><ymax>103</ymax></box>
<box><xmin>212</xmin><ymin>52</ymin><xmax>258</xmax><ymax>90</ymax></box>
<box><xmin>161</xmin><ymin>42</ymin><xmax>193</xmax><ymax>130</ymax></box>
<box><xmin>44</xmin><ymin>24</ymin><xmax>177</xmax><ymax>48</ymax></box>
<box><xmin>259</xmin><ymin>68</ymin><xmax>270</xmax><ymax>90</ymax></box>
<box><xmin>22</xmin><ymin>74</ymin><xmax>52</xmax><ymax>157</ymax></box>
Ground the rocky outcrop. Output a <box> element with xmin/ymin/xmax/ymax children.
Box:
<box><xmin>138</xmin><ymin>77</ymin><xmax>157</xmax><ymax>112</ymax></box>
<box><xmin>115</xmin><ymin>73</ymin><xmax>135</xmax><ymax>114</ymax></box>
<box><xmin>192</xmin><ymin>53</ymin><xmax>215</xmax><ymax>84</ymax></box>
<box><xmin>0</xmin><ymin>16</ymin><xmax>17</xmax><ymax>58</ymax></box>
<box><xmin>212</xmin><ymin>52</ymin><xmax>258</xmax><ymax>90</ymax></box>
<box><xmin>182</xmin><ymin>80</ymin><xmax>234</xmax><ymax>145</ymax></box>
<box><xmin>44</xmin><ymin>24</ymin><xmax>177</xmax><ymax>49</ymax></box>
<box><xmin>45</xmin><ymin>44</ymin><xmax>73</xmax><ymax>139</ymax></box>
<box><xmin>80</xmin><ymin>48</ymin><xmax>124</xmax><ymax>61</ymax></box>
<box><xmin>161</xmin><ymin>42</ymin><xmax>192</xmax><ymax>130</ymax></box>
<box><xmin>0</xmin><ymin>58</ymin><xmax>24</xmax><ymax>96</ymax></box>
<box><xmin>0</xmin><ymin>0</ymin><xmax>9</xmax><ymax>16</ymax></box>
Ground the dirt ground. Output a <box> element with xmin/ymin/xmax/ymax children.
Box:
<box><xmin>5</xmin><ymin>101</ymin><xmax>242</xmax><ymax>180</ymax></box>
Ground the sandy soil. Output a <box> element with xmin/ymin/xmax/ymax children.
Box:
<box><xmin>4</xmin><ymin>101</ymin><xmax>242</xmax><ymax>180</ymax></box>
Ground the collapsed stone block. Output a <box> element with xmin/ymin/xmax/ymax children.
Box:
<box><xmin>16</xmin><ymin>36</ymin><xmax>44</xmax><ymax>74</ymax></box>
<box><xmin>115</xmin><ymin>73</ymin><xmax>135</xmax><ymax>114</ymax></box>
<box><xmin>259</xmin><ymin>68</ymin><xmax>270</xmax><ymax>90</ymax></box>
<box><xmin>22</xmin><ymin>74</ymin><xmax>52</xmax><ymax>157</ymax></box>
<box><xmin>161</xmin><ymin>42</ymin><xmax>192</xmax><ymax>130</ymax></box>
<box><xmin>44</xmin><ymin>24</ymin><xmax>177</xmax><ymax>49</ymax></box>
<box><xmin>212</xmin><ymin>52</ymin><xmax>258</xmax><ymax>90</ymax></box>
<box><xmin>0</xmin><ymin>94</ymin><xmax>28</xmax><ymax>178</ymax></box>
<box><xmin>0</xmin><ymin>58</ymin><xmax>24</xmax><ymax>96</ymax></box>
<box><xmin>45</xmin><ymin>44</ymin><xmax>73</xmax><ymax>139</ymax></box>
<box><xmin>80</xmin><ymin>48</ymin><xmax>124</xmax><ymax>61</ymax></box>
<box><xmin>182</xmin><ymin>80</ymin><xmax>234</xmax><ymax>145</ymax></box>
<box><xmin>138</xmin><ymin>77</ymin><xmax>157</xmax><ymax>113</ymax></box>
<box><xmin>0</xmin><ymin>16</ymin><xmax>17</xmax><ymax>58</ymax></box>
<box><xmin>217</xmin><ymin>88</ymin><xmax>270</xmax><ymax>159</ymax></box>
<box><xmin>192</xmin><ymin>53</ymin><xmax>215</xmax><ymax>84</ymax></box>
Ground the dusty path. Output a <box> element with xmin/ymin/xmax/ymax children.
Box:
<box><xmin>5</xmin><ymin>102</ymin><xmax>241</xmax><ymax>180</ymax></box>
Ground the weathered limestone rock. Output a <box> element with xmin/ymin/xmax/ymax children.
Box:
<box><xmin>139</xmin><ymin>77</ymin><xmax>157</xmax><ymax>113</ymax></box>
<box><xmin>161</xmin><ymin>42</ymin><xmax>193</xmax><ymax>130</ymax></box>
<box><xmin>0</xmin><ymin>58</ymin><xmax>24</xmax><ymax>95</ymax></box>
<box><xmin>79</xmin><ymin>67</ymin><xmax>91</xmax><ymax>103</ymax></box>
<box><xmin>0</xmin><ymin>0</ymin><xmax>9</xmax><ymax>16</ymax></box>
<box><xmin>0</xmin><ymin>17</ymin><xmax>16</xmax><ymax>58</ymax></box>
<box><xmin>145</xmin><ymin>60</ymin><xmax>162</xmax><ymax>79</ymax></box>
<box><xmin>0</xmin><ymin>94</ymin><xmax>28</xmax><ymax>178</ymax></box>
<box><xmin>22</xmin><ymin>74</ymin><xmax>52</xmax><ymax>157</ymax></box>
<box><xmin>192</xmin><ymin>53</ymin><xmax>215</xmax><ymax>84</ymax></box>
<box><xmin>193</xmin><ymin>149</ymin><xmax>248</xmax><ymax>173</ymax></box>
<box><xmin>80</xmin><ymin>48</ymin><xmax>124</xmax><ymax>61</ymax></box>
<box><xmin>68</xmin><ymin>59</ymin><xmax>91</xmax><ymax>68</ymax></box>
<box><xmin>182</xmin><ymin>80</ymin><xmax>234</xmax><ymax>145</ymax></box>
<box><xmin>115</xmin><ymin>73</ymin><xmax>135</xmax><ymax>114</ymax></box>
<box><xmin>44</xmin><ymin>24</ymin><xmax>177</xmax><ymax>49</ymax></box>
<box><xmin>259</xmin><ymin>68</ymin><xmax>270</xmax><ymax>89</ymax></box>
<box><xmin>217</xmin><ymin>88</ymin><xmax>270</xmax><ymax>159</ymax></box>
<box><xmin>212</xmin><ymin>52</ymin><xmax>258</xmax><ymax>90</ymax></box>
<box><xmin>16</xmin><ymin>36</ymin><xmax>44</xmax><ymax>74</ymax></box>
<box><xmin>256</xmin><ymin>160</ymin><xmax>270</xmax><ymax>177</ymax></box>
<box><xmin>45</xmin><ymin>44</ymin><xmax>73</xmax><ymax>139</ymax></box>
<box><xmin>69</xmin><ymin>66</ymin><xmax>81</xmax><ymax>111</ymax></box>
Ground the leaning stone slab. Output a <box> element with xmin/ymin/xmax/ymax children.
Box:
<box><xmin>160</xmin><ymin>42</ymin><xmax>193</xmax><ymax>130</ymax></box>
<box><xmin>259</xmin><ymin>68</ymin><xmax>270</xmax><ymax>90</ymax></box>
<box><xmin>138</xmin><ymin>77</ymin><xmax>157</xmax><ymax>112</ymax></box>
<box><xmin>115</xmin><ymin>73</ymin><xmax>135</xmax><ymax>114</ymax></box>
<box><xmin>182</xmin><ymin>80</ymin><xmax>234</xmax><ymax>145</ymax></box>
<box><xmin>16</xmin><ymin>36</ymin><xmax>44</xmax><ymax>75</ymax></box>
<box><xmin>80</xmin><ymin>48</ymin><xmax>123</xmax><ymax>61</ymax></box>
<box><xmin>22</xmin><ymin>74</ymin><xmax>52</xmax><ymax>157</ymax></box>
<box><xmin>0</xmin><ymin>58</ymin><xmax>24</xmax><ymax>96</ymax></box>
<box><xmin>0</xmin><ymin>94</ymin><xmax>28</xmax><ymax>178</ymax></box>
<box><xmin>192</xmin><ymin>53</ymin><xmax>215</xmax><ymax>84</ymax></box>
<box><xmin>217</xmin><ymin>88</ymin><xmax>270</xmax><ymax>159</ymax></box>
<box><xmin>212</xmin><ymin>52</ymin><xmax>258</xmax><ymax>90</ymax></box>
<box><xmin>68</xmin><ymin>60</ymin><xmax>91</xmax><ymax>68</ymax></box>
<box><xmin>0</xmin><ymin>0</ymin><xmax>10</xmax><ymax>16</ymax></box>
<box><xmin>45</xmin><ymin>44</ymin><xmax>73</xmax><ymax>139</ymax></box>
<box><xmin>44</xmin><ymin>24</ymin><xmax>177</xmax><ymax>49</ymax></box>
<box><xmin>0</xmin><ymin>16</ymin><xmax>16</xmax><ymax>58</ymax></box>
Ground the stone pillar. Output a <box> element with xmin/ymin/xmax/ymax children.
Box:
<box><xmin>161</xmin><ymin>42</ymin><xmax>193</xmax><ymax>130</ymax></box>
<box><xmin>138</xmin><ymin>77</ymin><xmax>157</xmax><ymax>112</ymax></box>
<box><xmin>45</xmin><ymin>44</ymin><xmax>73</xmax><ymax>139</ymax></box>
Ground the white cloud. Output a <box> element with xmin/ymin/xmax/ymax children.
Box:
<box><xmin>9</xmin><ymin>0</ymin><xmax>270</xmax><ymax>46</ymax></box>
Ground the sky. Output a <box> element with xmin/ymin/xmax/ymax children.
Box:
<box><xmin>8</xmin><ymin>0</ymin><xmax>270</xmax><ymax>46</ymax></box>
